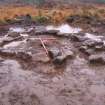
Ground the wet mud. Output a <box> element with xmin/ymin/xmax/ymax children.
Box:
<box><xmin>0</xmin><ymin>23</ymin><xmax>105</xmax><ymax>105</ymax></box>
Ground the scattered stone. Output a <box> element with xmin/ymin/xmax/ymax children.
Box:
<box><xmin>85</xmin><ymin>49</ymin><xmax>95</xmax><ymax>55</ymax></box>
<box><xmin>95</xmin><ymin>45</ymin><xmax>105</xmax><ymax>51</ymax></box>
<box><xmin>71</xmin><ymin>34</ymin><xmax>86</xmax><ymax>42</ymax></box>
<box><xmin>16</xmin><ymin>51</ymin><xmax>32</xmax><ymax>61</ymax></box>
<box><xmin>7</xmin><ymin>32</ymin><xmax>20</xmax><ymax>38</ymax></box>
<box><xmin>48</xmin><ymin>47</ymin><xmax>61</xmax><ymax>59</ymax></box>
<box><xmin>89</xmin><ymin>54</ymin><xmax>105</xmax><ymax>64</ymax></box>
<box><xmin>64</xmin><ymin>49</ymin><xmax>74</xmax><ymax>58</ymax></box>
<box><xmin>46</xmin><ymin>30</ymin><xmax>59</xmax><ymax>35</ymax></box>
<box><xmin>0</xmin><ymin>48</ymin><xmax>15</xmax><ymax>57</ymax></box>
<box><xmin>0</xmin><ymin>48</ymin><xmax>32</xmax><ymax>61</ymax></box>
<box><xmin>27</xmin><ymin>28</ymin><xmax>36</xmax><ymax>36</ymax></box>
<box><xmin>52</xmin><ymin>49</ymin><xmax>74</xmax><ymax>65</ymax></box>
<box><xmin>52</xmin><ymin>55</ymin><xmax>67</xmax><ymax>65</ymax></box>
<box><xmin>79</xmin><ymin>45</ymin><xmax>94</xmax><ymax>55</ymax></box>
<box><xmin>79</xmin><ymin>45</ymin><xmax>88</xmax><ymax>52</ymax></box>
<box><xmin>56</xmin><ymin>33</ymin><xmax>71</xmax><ymax>37</ymax></box>
<box><xmin>35</xmin><ymin>29</ymin><xmax>59</xmax><ymax>35</ymax></box>
<box><xmin>83</xmin><ymin>39</ymin><xmax>104</xmax><ymax>47</ymax></box>
<box><xmin>0</xmin><ymin>36</ymin><xmax>23</xmax><ymax>46</ymax></box>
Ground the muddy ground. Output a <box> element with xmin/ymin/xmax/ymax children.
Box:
<box><xmin>0</xmin><ymin>19</ymin><xmax>105</xmax><ymax>105</ymax></box>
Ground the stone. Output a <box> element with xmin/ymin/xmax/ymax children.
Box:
<box><xmin>16</xmin><ymin>51</ymin><xmax>32</xmax><ymax>61</ymax></box>
<box><xmin>0</xmin><ymin>48</ymin><xmax>15</xmax><ymax>57</ymax></box>
<box><xmin>83</xmin><ymin>39</ymin><xmax>104</xmax><ymax>47</ymax></box>
<box><xmin>64</xmin><ymin>49</ymin><xmax>74</xmax><ymax>58</ymax></box>
<box><xmin>53</xmin><ymin>55</ymin><xmax>67</xmax><ymax>65</ymax></box>
<box><xmin>71</xmin><ymin>34</ymin><xmax>86</xmax><ymax>42</ymax></box>
<box><xmin>0</xmin><ymin>48</ymin><xmax>32</xmax><ymax>61</ymax></box>
<box><xmin>46</xmin><ymin>30</ymin><xmax>59</xmax><ymax>35</ymax></box>
<box><xmin>79</xmin><ymin>45</ymin><xmax>88</xmax><ymax>52</ymax></box>
<box><xmin>89</xmin><ymin>54</ymin><xmax>105</xmax><ymax>64</ymax></box>
<box><xmin>0</xmin><ymin>36</ymin><xmax>23</xmax><ymax>47</ymax></box>
<box><xmin>48</xmin><ymin>47</ymin><xmax>61</xmax><ymax>59</ymax></box>
<box><xmin>85</xmin><ymin>49</ymin><xmax>94</xmax><ymax>55</ymax></box>
<box><xmin>57</xmin><ymin>33</ymin><xmax>71</xmax><ymax>37</ymax></box>
<box><xmin>52</xmin><ymin>50</ymin><xmax>74</xmax><ymax>65</ymax></box>
<box><xmin>95</xmin><ymin>45</ymin><xmax>105</xmax><ymax>51</ymax></box>
<box><xmin>7</xmin><ymin>32</ymin><xmax>20</xmax><ymax>38</ymax></box>
<box><xmin>35</xmin><ymin>29</ymin><xmax>59</xmax><ymax>35</ymax></box>
<box><xmin>79</xmin><ymin>45</ymin><xmax>94</xmax><ymax>55</ymax></box>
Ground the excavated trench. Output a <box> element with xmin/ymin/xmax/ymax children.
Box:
<box><xmin>0</xmin><ymin>23</ymin><xmax>105</xmax><ymax>105</ymax></box>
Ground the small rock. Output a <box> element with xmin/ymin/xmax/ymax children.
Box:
<box><xmin>46</xmin><ymin>30</ymin><xmax>59</xmax><ymax>35</ymax></box>
<box><xmin>48</xmin><ymin>47</ymin><xmax>61</xmax><ymax>59</ymax></box>
<box><xmin>0</xmin><ymin>48</ymin><xmax>15</xmax><ymax>57</ymax></box>
<box><xmin>0</xmin><ymin>36</ymin><xmax>23</xmax><ymax>46</ymax></box>
<box><xmin>89</xmin><ymin>54</ymin><xmax>105</xmax><ymax>64</ymax></box>
<box><xmin>79</xmin><ymin>46</ymin><xmax>88</xmax><ymax>52</ymax></box>
<box><xmin>95</xmin><ymin>45</ymin><xmax>105</xmax><ymax>51</ymax></box>
<box><xmin>16</xmin><ymin>51</ymin><xmax>32</xmax><ymax>61</ymax></box>
<box><xmin>7</xmin><ymin>32</ymin><xmax>20</xmax><ymax>38</ymax></box>
<box><xmin>53</xmin><ymin>55</ymin><xmax>67</xmax><ymax>65</ymax></box>
<box><xmin>64</xmin><ymin>49</ymin><xmax>74</xmax><ymax>58</ymax></box>
<box><xmin>53</xmin><ymin>50</ymin><xmax>74</xmax><ymax>65</ymax></box>
<box><xmin>85</xmin><ymin>49</ymin><xmax>94</xmax><ymax>55</ymax></box>
<box><xmin>57</xmin><ymin>33</ymin><xmax>71</xmax><ymax>37</ymax></box>
<box><xmin>0</xmin><ymin>49</ymin><xmax>32</xmax><ymax>61</ymax></box>
<box><xmin>71</xmin><ymin>34</ymin><xmax>86</xmax><ymax>42</ymax></box>
<box><xmin>83</xmin><ymin>39</ymin><xmax>103</xmax><ymax>48</ymax></box>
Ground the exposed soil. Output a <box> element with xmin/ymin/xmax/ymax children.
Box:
<box><xmin>0</xmin><ymin>18</ymin><xmax>105</xmax><ymax>105</ymax></box>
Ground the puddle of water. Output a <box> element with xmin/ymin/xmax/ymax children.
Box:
<box><xmin>46</xmin><ymin>24</ymin><xmax>82</xmax><ymax>34</ymax></box>
<box><xmin>85</xmin><ymin>33</ymin><xmax>103</xmax><ymax>41</ymax></box>
<box><xmin>9</xmin><ymin>27</ymin><xmax>25</xmax><ymax>33</ymax></box>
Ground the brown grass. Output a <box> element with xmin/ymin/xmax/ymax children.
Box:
<box><xmin>0</xmin><ymin>4</ymin><xmax>105</xmax><ymax>23</ymax></box>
